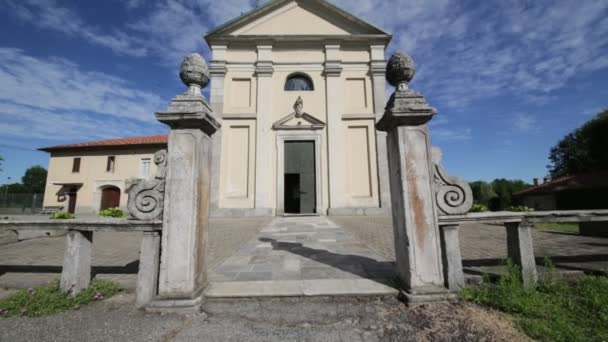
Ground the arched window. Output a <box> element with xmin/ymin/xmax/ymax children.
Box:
<box><xmin>285</xmin><ymin>74</ymin><xmax>314</xmax><ymax>91</ymax></box>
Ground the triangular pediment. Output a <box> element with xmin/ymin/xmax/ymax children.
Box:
<box><xmin>206</xmin><ymin>0</ymin><xmax>390</xmax><ymax>40</ymax></box>
<box><xmin>273</xmin><ymin>112</ymin><xmax>325</xmax><ymax>130</ymax></box>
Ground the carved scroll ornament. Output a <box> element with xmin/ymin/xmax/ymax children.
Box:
<box><xmin>432</xmin><ymin>148</ymin><xmax>473</xmax><ymax>215</ymax></box>
<box><xmin>125</xmin><ymin>150</ymin><xmax>167</xmax><ymax>220</ymax></box>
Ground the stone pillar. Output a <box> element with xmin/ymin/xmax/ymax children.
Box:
<box><xmin>376</xmin><ymin>52</ymin><xmax>450</xmax><ymax>302</ymax></box>
<box><xmin>370</xmin><ymin>45</ymin><xmax>391</xmax><ymax>213</ymax></box>
<box><xmin>60</xmin><ymin>230</ymin><xmax>93</xmax><ymax>296</ymax></box>
<box><xmin>440</xmin><ymin>224</ymin><xmax>465</xmax><ymax>291</ymax></box>
<box><xmin>154</xmin><ymin>54</ymin><xmax>220</xmax><ymax>308</ymax></box>
<box><xmin>136</xmin><ymin>231</ymin><xmax>161</xmax><ymax>308</ymax></box>
<box><xmin>325</xmin><ymin>43</ymin><xmax>346</xmax><ymax>211</ymax></box>
<box><xmin>505</xmin><ymin>221</ymin><xmax>538</xmax><ymax>288</ymax></box>
<box><xmin>253</xmin><ymin>44</ymin><xmax>274</xmax><ymax>216</ymax></box>
<box><xmin>209</xmin><ymin>45</ymin><xmax>227</xmax><ymax>215</ymax></box>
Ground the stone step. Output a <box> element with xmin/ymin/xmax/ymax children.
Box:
<box><xmin>205</xmin><ymin>278</ymin><xmax>398</xmax><ymax>298</ymax></box>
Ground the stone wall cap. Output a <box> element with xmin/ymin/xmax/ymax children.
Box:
<box><xmin>155</xmin><ymin>111</ymin><xmax>221</xmax><ymax>134</ymax></box>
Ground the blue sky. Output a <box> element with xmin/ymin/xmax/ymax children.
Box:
<box><xmin>0</xmin><ymin>0</ymin><xmax>607</xmax><ymax>185</ymax></box>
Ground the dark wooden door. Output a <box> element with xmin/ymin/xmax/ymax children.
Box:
<box><xmin>67</xmin><ymin>190</ymin><xmax>77</xmax><ymax>214</ymax></box>
<box><xmin>284</xmin><ymin>141</ymin><xmax>316</xmax><ymax>214</ymax></box>
<box><xmin>100</xmin><ymin>187</ymin><xmax>121</xmax><ymax>211</ymax></box>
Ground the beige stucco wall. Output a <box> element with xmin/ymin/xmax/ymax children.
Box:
<box><xmin>217</xmin><ymin>37</ymin><xmax>383</xmax><ymax>214</ymax></box>
<box><xmin>43</xmin><ymin>147</ymin><xmax>161</xmax><ymax>214</ymax></box>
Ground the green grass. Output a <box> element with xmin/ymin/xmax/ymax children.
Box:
<box><xmin>0</xmin><ymin>279</ymin><xmax>121</xmax><ymax>317</ymax></box>
<box><xmin>535</xmin><ymin>222</ymin><xmax>579</xmax><ymax>233</ymax></box>
<box><xmin>49</xmin><ymin>212</ymin><xmax>75</xmax><ymax>220</ymax></box>
<box><xmin>461</xmin><ymin>260</ymin><xmax>608</xmax><ymax>342</ymax></box>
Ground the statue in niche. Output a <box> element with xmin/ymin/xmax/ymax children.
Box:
<box><xmin>294</xmin><ymin>96</ymin><xmax>304</xmax><ymax>118</ymax></box>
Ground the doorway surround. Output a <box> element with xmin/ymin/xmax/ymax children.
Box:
<box><xmin>275</xmin><ymin>130</ymin><xmax>324</xmax><ymax>216</ymax></box>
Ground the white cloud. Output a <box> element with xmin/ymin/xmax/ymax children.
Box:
<box><xmin>3</xmin><ymin>0</ymin><xmax>607</xmax><ymax>110</ymax></box>
<box><xmin>332</xmin><ymin>0</ymin><xmax>608</xmax><ymax>108</ymax></box>
<box><xmin>3</xmin><ymin>0</ymin><xmax>148</xmax><ymax>57</ymax></box>
<box><xmin>512</xmin><ymin>113</ymin><xmax>537</xmax><ymax>132</ymax></box>
<box><xmin>0</xmin><ymin>48</ymin><xmax>166</xmax><ymax>141</ymax></box>
<box><xmin>0</xmin><ymin>48</ymin><xmax>165</xmax><ymax>122</ymax></box>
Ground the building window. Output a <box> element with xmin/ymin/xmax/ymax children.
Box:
<box><xmin>72</xmin><ymin>157</ymin><xmax>81</xmax><ymax>173</ymax></box>
<box><xmin>285</xmin><ymin>74</ymin><xmax>314</xmax><ymax>91</ymax></box>
<box><xmin>106</xmin><ymin>156</ymin><xmax>115</xmax><ymax>173</ymax></box>
<box><xmin>140</xmin><ymin>158</ymin><xmax>151</xmax><ymax>178</ymax></box>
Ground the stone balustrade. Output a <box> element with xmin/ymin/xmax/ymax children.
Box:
<box><xmin>0</xmin><ymin>218</ymin><xmax>162</xmax><ymax>308</ymax></box>
<box><xmin>437</xmin><ymin>210</ymin><xmax>608</xmax><ymax>290</ymax></box>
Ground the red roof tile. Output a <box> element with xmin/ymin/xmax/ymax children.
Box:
<box><xmin>514</xmin><ymin>171</ymin><xmax>608</xmax><ymax>196</ymax></box>
<box><xmin>39</xmin><ymin>135</ymin><xmax>168</xmax><ymax>152</ymax></box>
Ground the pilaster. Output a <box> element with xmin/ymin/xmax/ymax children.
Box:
<box><xmin>370</xmin><ymin>45</ymin><xmax>391</xmax><ymax>212</ymax></box>
<box><xmin>209</xmin><ymin>45</ymin><xmax>227</xmax><ymax>215</ymax></box>
<box><xmin>253</xmin><ymin>44</ymin><xmax>274</xmax><ymax>216</ymax></box>
<box><xmin>324</xmin><ymin>43</ymin><xmax>346</xmax><ymax>210</ymax></box>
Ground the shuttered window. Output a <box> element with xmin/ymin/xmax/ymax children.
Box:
<box><xmin>72</xmin><ymin>158</ymin><xmax>81</xmax><ymax>173</ymax></box>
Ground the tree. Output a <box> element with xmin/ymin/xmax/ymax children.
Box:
<box><xmin>0</xmin><ymin>154</ymin><xmax>3</xmax><ymax>172</ymax></box>
<box><xmin>21</xmin><ymin>166</ymin><xmax>47</xmax><ymax>194</ymax></box>
<box><xmin>469</xmin><ymin>179</ymin><xmax>530</xmax><ymax>211</ymax></box>
<box><xmin>548</xmin><ymin>110</ymin><xmax>608</xmax><ymax>178</ymax></box>
<box><xmin>489</xmin><ymin>179</ymin><xmax>529</xmax><ymax>211</ymax></box>
<box><xmin>470</xmin><ymin>181</ymin><xmax>497</xmax><ymax>206</ymax></box>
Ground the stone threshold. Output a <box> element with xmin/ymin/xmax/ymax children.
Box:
<box><xmin>205</xmin><ymin>278</ymin><xmax>398</xmax><ymax>298</ymax></box>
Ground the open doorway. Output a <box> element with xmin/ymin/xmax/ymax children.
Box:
<box><xmin>284</xmin><ymin>141</ymin><xmax>316</xmax><ymax>214</ymax></box>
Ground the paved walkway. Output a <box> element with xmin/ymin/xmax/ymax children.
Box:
<box><xmin>206</xmin><ymin>216</ymin><xmax>397</xmax><ymax>297</ymax></box>
<box><xmin>333</xmin><ymin>216</ymin><xmax>608</xmax><ymax>278</ymax></box>
<box><xmin>0</xmin><ymin>217</ymin><xmax>270</xmax><ymax>289</ymax></box>
<box><xmin>1</xmin><ymin>216</ymin><xmax>607</xmax><ymax>293</ymax></box>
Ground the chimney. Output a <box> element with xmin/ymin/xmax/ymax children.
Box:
<box><xmin>543</xmin><ymin>177</ymin><xmax>550</xmax><ymax>184</ymax></box>
<box><xmin>533</xmin><ymin>178</ymin><xmax>539</xmax><ymax>186</ymax></box>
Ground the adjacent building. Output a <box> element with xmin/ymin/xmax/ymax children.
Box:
<box><xmin>41</xmin><ymin>0</ymin><xmax>394</xmax><ymax>217</ymax></box>
<box><xmin>40</xmin><ymin>136</ymin><xmax>165</xmax><ymax>214</ymax></box>
<box><xmin>515</xmin><ymin>172</ymin><xmax>608</xmax><ymax>210</ymax></box>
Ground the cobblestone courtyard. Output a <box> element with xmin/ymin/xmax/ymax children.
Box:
<box><xmin>1</xmin><ymin>216</ymin><xmax>607</xmax><ymax>291</ymax></box>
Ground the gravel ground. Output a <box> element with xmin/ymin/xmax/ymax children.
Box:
<box><xmin>0</xmin><ymin>293</ymin><xmax>529</xmax><ymax>342</ymax></box>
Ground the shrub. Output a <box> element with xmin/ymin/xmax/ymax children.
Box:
<box><xmin>99</xmin><ymin>207</ymin><xmax>125</xmax><ymax>218</ymax></box>
<box><xmin>50</xmin><ymin>212</ymin><xmax>75</xmax><ymax>220</ymax></box>
<box><xmin>507</xmin><ymin>205</ymin><xmax>535</xmax><ymax>212</ymax></box>
<box><xmin>470</xmin><ymin>203</ymin><xmax>489</xmax><ymax>212</ymax></box>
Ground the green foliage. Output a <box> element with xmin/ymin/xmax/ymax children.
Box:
<box><xmin>549</xmin><ymin>109</ymin><xmax>608</xmax><ymax>178</ymax></box>
<box><xmin>0</xmin><ymin>279</ymin><xmax>120</xmax><ymax>317</ymax></box>
<box><xmin>462</xmin><ymin>260</ymin><xmax>608</xmax><ymax>342</ymax></box>
<box><xmin>469</xmin><ymin>179</ymin><xmax>530</xmax><ymax>211</ymax></box>
<box><xmin>0</xmin><ymin>165</ymin><xmax>47</xmax><ymax>195</ymax></box>
<box><xmin>0</xmin><ymin>183</ymin><xmax>28</xmax><ymax>195</ymax></box>
<box><xmin>470</xmin><ymin>181</ymin><xmax>497</xmax><ymax>207</ymax></box>
<box><xmin>535</xmin><ymin>223</ymin><xmax>579</xmax><ymax>233</ymax></box>
<box><xmin>50</xmin><ymin>212</ymin><xmax>75</xmax><ymax>220</ymax></box>
<box><xmin>99</xmin><ymin>207</ymin><xmax>125</xmax><ymax>218</ymax></box>
<box><xmin>507</xmin><ymin>205</ymin><xmax>535</xmax><ymax>212</ymax></box>
<box><xmin>470</xmin><ymin>203</ymin><xmax>489</xmax><ymax>212</ymax></box>
<box><xmin>21</xmin><ymin>165</ymin><xmax>47</xmax><ymax>194</ymax></box>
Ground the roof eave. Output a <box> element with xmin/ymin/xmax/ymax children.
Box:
<box><xmin>204</xmin><ymin>0</ymin><xmax>391</xmax><ymax>46</ymax></box>
<box><xmin>206</xmin><ymin>34</ymin><xmax>392</xmax><ymax>46</ymax></box>
<box><xmin>39</xmin><ymin>143</ymin><xmax>167</xmax><ymax>154</ymax></box>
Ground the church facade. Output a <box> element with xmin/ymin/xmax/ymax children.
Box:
<box><xmin>207</xmin><ymin>0</ymin><xmax>392</xmax><ymax>216</ymax></box>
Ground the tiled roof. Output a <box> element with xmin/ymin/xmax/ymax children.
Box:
<box><xmin>514</xmin><ymin>171</ymin><xmax>608</xmax><ymax>196</ymax></box>
<box><xmin>39</xmin><ymin>135</ymin><xmax>168</xmax><ymax>152</ymax></box>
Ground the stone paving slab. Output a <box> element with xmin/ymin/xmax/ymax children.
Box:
<box><xmin>333</xmin><ymin>216</ymin><xmax>608</xmax><ymax>277</ymax></box>
<box><xmin>207</xmin><ymin>216</ymin><xmax>399</xmax><ymax>297</ymax></box>
<box><xmin>0</xmin><ymin>218</ymin><xmax>269</xmax><ymax>290</ymax></box>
